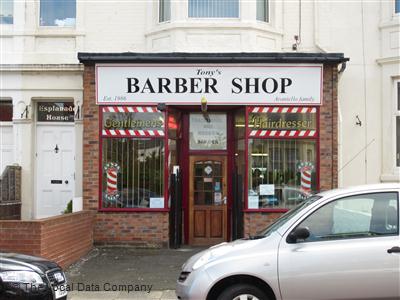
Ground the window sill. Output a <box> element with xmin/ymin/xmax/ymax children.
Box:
<box><xmin>379</xmin><ymin>17</ymin><xmax>400</xmax><ymax>30</ymax></box>
<box><xmin>0</xmin><ymin>29</ymin><xmax>85</xmax><ymax>38</ymax></box>
<box><xmin>380</xmin><ymin>172</ymin><xmax>400</xmax><ymax>182</ymax></box>
<box><xmin>146</xmin><ymin>20</ymin><xmax>283</xmax><ymax>37</ymax></box>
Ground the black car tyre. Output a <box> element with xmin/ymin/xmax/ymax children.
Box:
<box><xmin>217</xmin><ymin>284</ymin><xmax>270</xmax><ymax>300</ymax></box>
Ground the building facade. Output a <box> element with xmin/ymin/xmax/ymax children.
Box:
<box><xmin>0</xmin><ymin>0</ymin><xmax>399</xmax><ymax>245</ymax></box>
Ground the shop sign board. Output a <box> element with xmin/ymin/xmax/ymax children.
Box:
<box><xmin>96</xmin><ymin>64</ymin><xmax>323</xmax><ymax>105</ymax></box>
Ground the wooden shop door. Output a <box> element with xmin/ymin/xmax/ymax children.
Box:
<box><xmin>189</xmin><ymin>156</ymin><xmax>227</xmax><ymax>245</ymax></box>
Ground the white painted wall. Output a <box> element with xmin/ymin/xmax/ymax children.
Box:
<box><xmin>1</xmin><ymin>0</ymin><xmax>399</xmax><ymax>219</ymax></box>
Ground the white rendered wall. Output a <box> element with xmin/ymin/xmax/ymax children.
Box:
<box><xmin>1</xmin><ymin>0</ymin><xmax>399</xmax><ymax>219</ymax></box>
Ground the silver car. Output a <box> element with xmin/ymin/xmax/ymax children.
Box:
<box><xmin>176</xmin><ymin>184</ymin><xmax>400</xmax><ymax>300</ymax></box>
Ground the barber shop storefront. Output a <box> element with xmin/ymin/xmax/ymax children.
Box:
<box><xmin>79</xmin><ymin>53</ymin><xmax>348</xmax><ymax>247</ymax></box>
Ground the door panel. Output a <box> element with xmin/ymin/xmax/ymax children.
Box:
<box><xmin>36</xmin><ymin>125</ymin><xmax>75</xmax><ymax>218</ymax></box>
<box><xmin>189</xmin><ymin>156</ymin><xmax>227</xmax><ymax>245</ymax></box>
<box><xmin>194</xmin><ymin>210</ymin><xmax>206</xmax><ymax>237</ymax></box>
<box><xmin>210</xmin><ymin>210</ymin><xmax>223</xmax><ymax>237</ymax></box>
<box><xmin>278</xmin><ymin>192</ymin><xmax>400</xmax><ymax>300</ymax></box>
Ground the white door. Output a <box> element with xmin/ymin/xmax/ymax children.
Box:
<box><xmin>36</xmin><ymin>125</ymin><xmax>75</xmax><ymax>218</ymax></box>
<box><xmin>278</xmin><ymin>191</ymin><xmax>400</xmax><ymax>300</ymax></box>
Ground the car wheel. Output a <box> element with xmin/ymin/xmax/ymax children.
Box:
<box><xmin>217</xmin><ymin>284</ymin><xmax>269</xmax><ymax>300</ymax></box>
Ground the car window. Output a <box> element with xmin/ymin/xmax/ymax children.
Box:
<box><xmin>297</xmin><ymin>192</ymin><xmax>399</xmax><ymax>242</ymax></box>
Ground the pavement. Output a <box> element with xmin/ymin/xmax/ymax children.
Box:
<box><xmin>65</xmin><ymin>246</ymin><xmax>205</xmax><ymax>300</ymax></box>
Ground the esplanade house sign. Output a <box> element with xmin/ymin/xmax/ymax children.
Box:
<box><xmin>78</xmin><ymin>52</ymin><xmax>348</xmax><ymax>248</ymax></box>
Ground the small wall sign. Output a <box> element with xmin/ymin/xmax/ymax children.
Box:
<box><xmin>37</xmin><ymin>102</ymin><xmax>74</xmax><ymax>122</ymax></box>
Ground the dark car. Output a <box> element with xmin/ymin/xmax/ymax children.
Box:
<box><xmin>0</xmin><ymin>253</ymin><xmax>67</xmax><ymax>300</ymax></box>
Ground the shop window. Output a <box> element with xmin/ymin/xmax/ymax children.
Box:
<box><xmin>247</xmin><ymin>106</ymin><xmax>318</xmax><ymax>210</ymax></box>
<box><xmin>189</xmin><ymin>0</ymin><xmax>239</xmax><ymax>18</ymax></box>
<box><xmin>0</xmin><ymin>0</ymin><xmax>13</xmax><ymax>24</ymax></box>
<box><xmin>40</xmin><ymin>0</ymin><xmax>76</xmax><ymax>27</ymax></box>
<box><xmin>159</xmin><ymin>0</ymin><xmax>171</xmax><ymax>22</ymax></box>
<box><xmin>0</xmin><ymin>100</ymin><xmax>12</xmax><ymax>121</ymax></box>
<box><xmin>256</xmin><ymin>0</ymin><xmax>268</xmax><ymax>22</ymax></box>
<box><xmin>101</xmin><ymin>107</ymin><xmax>165</xmax><ymax>210</ymax></box>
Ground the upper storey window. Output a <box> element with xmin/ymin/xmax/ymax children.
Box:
<box><xmin>189</xmin><ymin>0</ymin><xmax>239</xmax><ymax>18</ymax></box>
<box><xmin>159</xmin><ymin>0</ymin><xmax>171</xmax><ymax>22</ymax></box>
<box><xmin>0</xmin><ymin>0</ymin><xmax>13</xmax><ymax>24</ymax></box>
<box><xmin>40</xmin><ymin>0</ymin><xmax>76</xmax><ymax>27</ymax></box>
<box><xmin>257</xmin><ymin>0</ymin><xmax>269</xmax><ymax>22</ymax></box>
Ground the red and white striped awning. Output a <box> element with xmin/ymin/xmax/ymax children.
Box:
<box><xmin>250</xmin><ymin>107</ymin><xmax>317</xmax><ymax>113</ymax></box>
<box><xmin>249</xmin><ymin>129</ymin><xmax>316</xmax><ymax>138</ymax></box>
<box><xmin>102</xmin><ymin>106</ymin><xmax>159</xmax><ymax>113</ymax></box>
<box><xmin>102</xmin><ymin>129</ymin><xmax>164</xmax><ymax>137</ymax></box>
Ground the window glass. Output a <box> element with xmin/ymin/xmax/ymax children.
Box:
<box><xmin>248</xmin><ymin>139</ymin><xmax>316</xmax><ymax>209</ymax></box>
<box><xmin>0</xmin><ymin>100</ymin><xmax>12</xmax><ymax>121</ymax></box>
<box><xmin>257</xmin><ymin>0</ymin><xmax>268</xmax><ymax>22</ymax></box>
<box><xmin>189</xmin><ymin>0</ymin><xmax>239</xmax><ymax>18</ymax></box>
<box><xmin>396</xmin><ymin>0</ymin><xmax>400</xmax><ymax>13</ymax></box>
<box><xmin>0</xmin><ymin>0</ymin><xmax>13</xmax><ymax>24</ymax></box>
<box><xmin>298</xmin><ymin>192</ymin><xmax>399</xmax><ymax>242</ymax></box>
<box><xmin>40</xmin><ymin>0</ymin><xmax>76</xmax><ymax>27</ymax></box>
<box><xmin>234</xmin><ymin>109</ymin><xmax>245</xmax><ymax>140</ymax></box>
<box><xmin>189</xmin><ymin>113</ymin><xmax>227</xmax><ymax>150</ymax></box>
<box><xmin>168</xmin><ymin>110</ymin><xmax>181</xmax><ymax>139</ymax></box>
<box><xmin>159</xmin><ymin>0</ymin><xmax>171</xmax><ymax>22</ymax></box>
<box><xmin>102</xmin><ymin>138</ymin><xmax>164</xmax><ymax>209</ymax></box>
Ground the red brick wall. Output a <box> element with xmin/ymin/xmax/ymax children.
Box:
<box><xmin>83</xmin><ymin>63</ymin><xmax>339</xmax><ymax>243</ymax></box>
<box><xmin>320</xmin><ymin>64</ymin><xmax>338</xmax><ymax>191</ymax></box>
<box><xmin>94</xmin><ymin>213</ymin><xmax>169</xmax><ymax>247</ymax></box>
<box><xmin>244</xmin><ymin>212</ymin><xmax>282</xmax><ymax>237</ymax></box>
<box><xmin>244</xmin><ymin>64</ymin><xmax>339</xmax><ymax>237</ymax></box>
<box><xmin>0</xmin><ymin>211</ymin><xmax>95</xmax><ymax>268</ymax></box>
<box><xmin>82</xmin><ymin>65</ymin><xmax>170</xmax><ymax>247</ymax></box>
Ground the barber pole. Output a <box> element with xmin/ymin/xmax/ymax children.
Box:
<box><xmin>104</xmin><ymin>162</ymin><xmax>120</xmax><ymax>201</ymax></box>
<box><xmin>297</xmin><ymin>162</ymin><xmax>314</xmax><ymax>193</ymax></box>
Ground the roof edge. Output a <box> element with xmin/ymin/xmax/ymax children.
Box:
<box><xmin>77</xmin><ymin>52</ymin><xmax>349</xmax><ymax>65</ymax></box>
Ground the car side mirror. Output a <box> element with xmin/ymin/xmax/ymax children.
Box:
<box><xmin>286</xmin><ymin>227</ymin><xmax>310</xmax><ymax>244</ymax></box>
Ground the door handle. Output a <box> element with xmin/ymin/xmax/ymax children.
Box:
<box><xmin>387</xmin><ymin>246</ymin><xmax>400</xmax><ymax>254</ymax></box>
<box><xmin>65</xmin><ymin>180</ymin><xmax>69</xmax><ymax>184</ymax></box>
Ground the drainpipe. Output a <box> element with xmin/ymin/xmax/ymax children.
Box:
<box><xmin>313</xmin><ymin>0</ymin><xmax>328</xmax><ymax>53</ymax></box>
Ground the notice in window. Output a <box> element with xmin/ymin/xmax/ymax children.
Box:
<box><xmin>259</xmin><ymin>184</ymin><xmax>275</xmax><ymax>196</ymax></box>
<box><xmin>189</xmin><ymin>113</ymin><xmax>227</xmax><ymax>150</ymax></box>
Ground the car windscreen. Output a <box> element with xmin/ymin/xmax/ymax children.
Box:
<box><xmin>257</xmin><ymin>195</ymin><xmax>322</xmax><ymax>237</ymax></box>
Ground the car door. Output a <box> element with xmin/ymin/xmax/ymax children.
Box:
<box><xmin>278</xmin><ymin>191</ymin><xmax>400</xmax><ymax>300</ymax></box>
